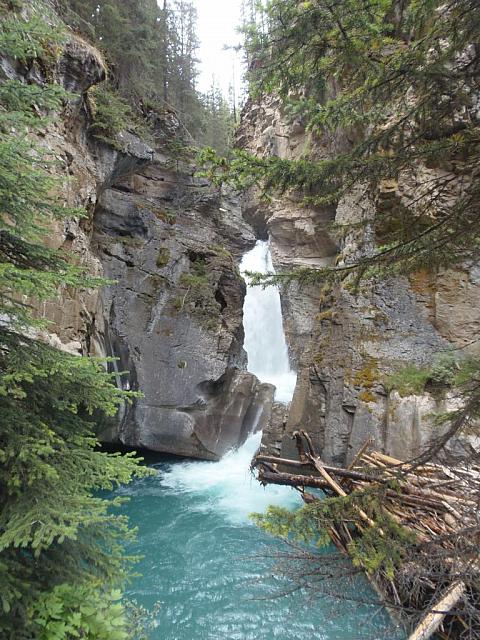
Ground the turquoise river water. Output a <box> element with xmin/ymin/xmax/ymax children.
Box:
<box><xmin>109</xmin><ymin>242</ymin><xmax>406</xmax><ymax>639</ymax></box>
<box><xmin>110</xmin><ymin>433</ymin><xmax>405</xmax><ymax>639</ymax></box>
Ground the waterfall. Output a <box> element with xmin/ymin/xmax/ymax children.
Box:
<box><xmin>160</xmin><ymin>430</ymin><xmax>300</xmax><ymax>524</ymax></box>
<box><xmin>240</xmin><ymin>240</ymin><xmax>297</xmax><ymax>403</ymax></box>
<box><xmin>149</xmin><ymin>241</ymin><xmax>300</xmax><ymax>525</ymax></box>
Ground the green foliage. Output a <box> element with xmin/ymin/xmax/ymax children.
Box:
<box><xmin>206</xmin><ymin>0</ymin><xmax>480</xmax><ymax>284</ymax></box>
<box><xmin>0</xmin><ymin>8</ymin><xmax>153</xmax><ymax>639</ymax></box>
<box><xmin>0</xmin><ymin>16</ymin><xmax>101</xmax><ymax>329</ymax></box>
<box><xmin>0</xmin><ymin>11</ymin><xmax>65</xmax><ymax>65</ymax></box>
<box><xmin>210</xmin><ymin>244</ymin><xmax>233</xmax><ymax>259</ymax></box>
<box><xmin>29</xmin><ymin>585</ymin><xmax>128</xmax><ymax>640</ymax></box>
<box><xmin>60</xmin><ymin>0</ymin><xmax>162</xmax><ymax>103</ymax></box>
<box><xmin>0</xmin><ymin>122</ymin><xmax>102</xmax><ymax>327</ymax></box>
<box><xmin>386</xmin><ymin>353</ymin><xmax>473</xmax><ymax>397</ymax></box>
<box><xmin>386</xmin><ymin>364</ymin><xmax>431</xmax><ymax>397</ymax></box>
<box><xmin>180</xmin><ymin>257</ymin><xmax>207</xmax><ymax>282</ymax></box>
<box><xmin>88</xmin><ymin>85</ymin><xmax>140</xmax><ymax>148</ymax></box>
<box><xmin>0</xmin><ymin>1</ymin><xmax>24</xmax><ymax>13</ymax></box>
<box><xmin>244</xmin><ymin>0</ymin><xmax>480</xmax><ymax>610</ymax></box>
<box><xmin>382</xmin><ymin>352</ymin><xmax>480</xmax><ymax>452</ymax></box>
<box><xmin>197</xmin><ymin>81</ymin><xmax>236</xmax><ymax>157</ymax></box>
<box><xmin>165</xmin><ymin>137</ymin><xmax>192</xmax><ymax>157</ymax></box>
<box><xmin>124</xmin><ymin>599</ymin><xmax>162</xmax><ymax>640</ymax></box>
<box><xmin>180</xmin><ymin>271</ymin><xmax>209</xmax><ymax>290</ymax></box>
<box><xmin>176</xmin><ymin>257</ymin><xmax>223</xmax><ymax>327</ymax></box>
<box><xmin>430</xmin><ymin>353</ymin><xmax>461</xmax><ymax>386</ymax></box>
<box><xmin>251</xmin><ymin>504</ymin><xmax>331</xmax><ymax>547</ymax></box>
<box><xmin>347</xmin><ymin>510</ymin><xmax>415</xmax><ymax>581</ymax></box>
<box><xmin>60</xmin><ymin>0</ymin><xmax>224</xmax><ymax>143</ymax></box>
<box><xmin>0</xmin><ymin>79</ymin><xmax>67</xmax><ymax>127</ymax></box>
<box><xmin>252</xmin><ymin>489</ymin><xmax>417</xmax><ymax>581</ymax></box>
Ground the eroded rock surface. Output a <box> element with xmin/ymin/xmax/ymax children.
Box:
<box><xmin>4</xmin><ymin>24</ymin><xmax>274</xmax><ymax>459</ymax></box>
<box><xmin>239</xmin><ymin>96</ymin><xmax>480</xmax><ymax>464</ymax></box>
<box><xmin>92</xmin><ymin>150</ymin><xmax>274</xmax><ymax>459</ymax></box>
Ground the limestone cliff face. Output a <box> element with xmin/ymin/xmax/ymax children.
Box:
<box><xmin>238</xmin><ymin>96</ymin><xmax>480</xmax><ymax>465</ymax></box>
<box><xmin>2</xmin><ymin>22</ymin><xmax>273</xmax><ymax>460</ymax></box>
<box><xmin>92</xmin><ymin>141</ymin><xmax>274</xmax><ymax>459</ymax></box>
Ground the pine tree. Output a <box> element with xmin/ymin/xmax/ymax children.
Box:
<box><xmin>205</xmin><ymin>0</ymin><xmax>480</xmax><ymax>281</ymax></box>
<box><xmin>206</xmin><ymin>2</ymin><xmax>480</xmax><ymax>631</ymax></box>
<box><xmin>59</xmin><ymin>0</ymin><xmax>165</xmax><ymax>105</ymax></box>
<box><xmin>0</xmin><ymin>5</ymin><xmax>150</xmax><ymax>638</ymax></box>
<box><xmin>59</xmin><ymin>0</ymin><xmax>209</xmax><ymax>139</ymax></box>
<box><xmin>59</xmin><ymin>0</ymin><xmax>239</xmax><ymax>151</ymax></box>
<box><xmin>198</xmin><ymin>79</ymin><xmax>236</xmax><ymax>157</ymax></box>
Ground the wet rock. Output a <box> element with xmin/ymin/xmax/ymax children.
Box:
<box><xmin>91</xmin><ymin>149</ymin><xmax>269</xmax><ymax>458</ymax></box>
<box><xmin>261</xmin><ymin>402</ymin><xmax>290</xmax><ymax>455</ymax></box>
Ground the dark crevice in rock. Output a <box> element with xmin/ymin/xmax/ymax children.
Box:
<box><xmin>99</xmin><ymin>310</ymin><xmax>140</xmax><ymax>445</ymax></box>
<box><xmin>102</xmin><ymin>247</ymin><xmax>135</xmax><ymax>268</ymax></box>
<box><xmin>113</xmin><ymin>184</ymin><xmax>135</xmax><ymax>194</ymax></box>
<box><xmin>241</xmin><ymin>201</ymin><xmax>269</xmax><ymax>241</ymax></box>
<box><xmin>214</xmin><ymin>287</ymin><xmax>228</xmax><ymax>312</ymax></box>
<box><xmin>187</xmin><ymin>249</ymin><xmax>208</xmax><ymax>264</ymax></box>
<box><xmin>196</xmin><ymin>374</ymin><xmax>229</xmax><ymax>401</ymax></box>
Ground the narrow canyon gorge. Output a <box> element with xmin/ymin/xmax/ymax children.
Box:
<box><xmin>16</xmin><ymin>30</ymin><xmax>479</xmax><ymax>468</ymax></box>
<box><xmin>2</xmin><ymin>1</ymin><xmax>479</xmax><ymax>638</ymax></box>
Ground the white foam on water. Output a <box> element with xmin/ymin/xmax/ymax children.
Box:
<box><xmin>240</xmin><ymin>241</ymin><xmax>297</xmax><ymax>403</ymax></box>
<box><xmin>161</xmin><ymin>432</ymin><xmax>301</xmax><ymax>525</ymax></box>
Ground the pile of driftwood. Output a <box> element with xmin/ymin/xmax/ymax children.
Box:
<box><xmin>252</xmin><ymin>431</ymin><xmax>480</xmax><ymax>639</ymax></box>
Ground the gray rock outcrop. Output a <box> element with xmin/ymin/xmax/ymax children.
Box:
<box><xmin>4</xmin><ymin>21</ymin><xmax>274</xmax><ymax>460</ymax></box>
<box><xmin>238</xmin><ymin>96</ymin><xmax>480</xmax><ymax>465</ymax></box>
<box><xmin>92</xmin><ymin>148</ymin><xmax>274</xmax><ymax>459</ymax></box>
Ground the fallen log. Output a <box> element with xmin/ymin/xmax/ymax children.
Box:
<box><xmin>308</xmin><ymin>454</ymin><xmax>380</xmax><ymax>531</ymax></box>
<box><xmin>256</xmin><ymin>441</ymin><xmax>478</xmax><ymax>637</ymax></box>
<box><xmin>408</xmin><ymin>581</ymin><xmax>466</xmax><ymax>640</ymax></box>
<box><xmin>384</xmin><ymin>490</ymin><xmax>455</xmax><ymax>513</ymax></box>
<box><xmin>254</xmin><ymin>455</ymin><xmax>312</xmax><ymax>469</ymax></box>
<box><xmin>293</xmin><ymin>430</ymin><xmax>317</xmax><ymax>458</ymax></box>
<box><xmin>255</xmin><ymin>455</ymin><xmax>387</xmax><ymax>484</ymax></box>
<box><xmin>347</xmin><ymin>438</ymin><xmax>374</xmax><ymax>471</ymax></box>
<box><xmin>258</xmin><ymin>469</ymin><xmax>330</xmax><ymax>490</ymax></box>
<box><xmin>370</xmin><ymin>452</ymin><xmax>440</xmax><ymax>474</ymax></box>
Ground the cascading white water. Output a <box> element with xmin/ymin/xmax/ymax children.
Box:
<box><xmin>240</xmin><ymin>240</ymin><xmax>297</xmax><ymax>403</ymax></box>
<box><xmin>157</xmin><ymin>241</ymin><xmax>301</xmax><ymax>524</ymax></box>
<box><xmin>161</xmin><ymin>431</ymin><xmax>300</xmax><ymax>524</ymax></box>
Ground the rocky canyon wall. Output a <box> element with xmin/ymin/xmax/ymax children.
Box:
<box><xmin>8</xmin><ymin>3</ymin><xmax>477</xmax><ymax>465</ymax></box>
<box><xmin>92</xmin><ymin>133</ymin><xmax>274</xmax><ymax>460</ymax></box>
<box><xmin>1</xmin><ymin>9</ymin><xmax>273</xmax><ymax>460</ymax></box>
<box><xmin>238</xmin><ymin>96</ymin><xmax>480</xmax><ymax>465</ymax></box>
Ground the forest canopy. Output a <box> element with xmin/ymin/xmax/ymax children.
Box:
<box><xmin>203</xmin><ymin>0</ymin><xmax>480</xmax><ymax>281</ymax></box>
<box><xmin>58</xmin><ymin>0</ymin><xmax>236</xmax><ymax>153</ymax></box>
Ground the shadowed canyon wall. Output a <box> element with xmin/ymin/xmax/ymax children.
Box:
<box><xmin>6</xmin><ymin>4</ymin><xmax>479</xmax><ymax>464</ymax></box>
